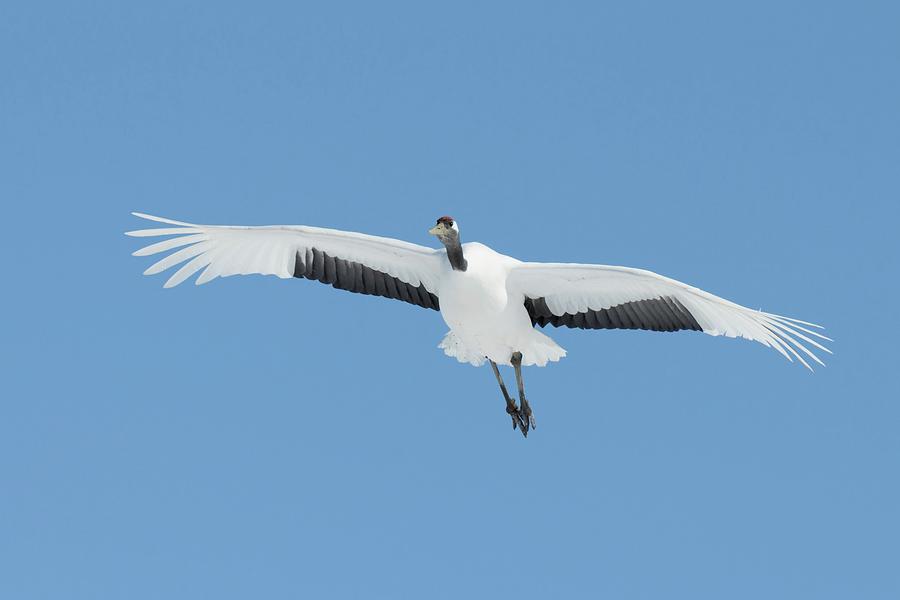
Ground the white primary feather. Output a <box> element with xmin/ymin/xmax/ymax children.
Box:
<box><xmin>507</xmin><ymin>262</ymin><xmax>831</xmax><ymax>370</ymax></box>
<box><xmin>126</xmin><ymin>213</ymin><xmax>445</xmax><ymax>292</ymax></box>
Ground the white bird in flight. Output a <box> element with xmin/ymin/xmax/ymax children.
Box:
<box><xmin>128</xmin><ymin>212</ymin><xmax>830</xmax><ymax>437</ymax></box>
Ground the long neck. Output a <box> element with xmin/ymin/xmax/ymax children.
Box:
<box><xmin>444</xmin><ymin>239</ymin><xmax>467</xmax><ymax>271</ymax></box>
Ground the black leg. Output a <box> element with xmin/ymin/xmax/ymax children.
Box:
<box><xmin>511</xmin><ymin>352</ymin><xmax>535</xmax><ymax>432</ymax></box>
<box><xmin>490</xmin><ymin>359</ymin><xmax>527</xmax><ymax>435</ymax></box>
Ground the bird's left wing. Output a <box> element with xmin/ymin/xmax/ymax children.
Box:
<box><xmin>126</xmin><ymin>213</ymin><xmax>444</xmax><ymax>310</ymax></box>
<box><xmin>507</xmin><ymin>262</ymin><xmax>831</xmax><ymax>369</ymax></box>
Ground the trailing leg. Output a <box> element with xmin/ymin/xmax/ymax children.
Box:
<box><xmin>490</xmin><ymin>359</ymin><xmax>528</xmax><ymax>435</ymax></box>
<box><xmin>511</xmin><ymin>351</ymin><xmax>535</xmax><ymax>432</ymax></box>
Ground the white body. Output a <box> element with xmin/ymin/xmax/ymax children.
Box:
<box><xmin>435</xmin><ymin>243</ymin><xmax>566</xmax><ymax>367</ymax></box>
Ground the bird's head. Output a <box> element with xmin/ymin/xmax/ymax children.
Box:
<box><xmin>428</xmin><ymin>216</ymin><xmax>460</xmax><ymax>244</ymax></box>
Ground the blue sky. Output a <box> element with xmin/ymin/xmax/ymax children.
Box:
<box><xmin>2</xmin><ymin>1</ymin><xmax>898</xmax><ymax>598</ymax></box>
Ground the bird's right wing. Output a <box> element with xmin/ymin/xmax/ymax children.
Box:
<box><xmin>126</xmin><ymin>213</ymin><xmax>445</xmax><ymax>310</ymax></box>
<box><xmin>508</xmin><ymin>262</ymin><xmax>831</xmax><ymax>369</ymax></box>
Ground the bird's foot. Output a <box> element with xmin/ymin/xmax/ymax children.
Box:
<box><xmin>518</xmin><ymin>397</ymin><xmax>536</xmax><ymax>433</ymax></box>
<box><xmin>506</xmin><ymin>402</ymin><xmax>529</xmax><ymax>437</ymax></box>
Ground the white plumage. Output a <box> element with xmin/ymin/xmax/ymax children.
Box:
<box><xmin>433</xmin><ymin>242</ymin><xmax>567</xmax><ymax>367</ymax></box>
<box><xmin>128</xmin><ymin>212</ymin><xmax>829</xmax><ymax>435</ymax></box>
<box><xmin>128</xmin><ymin>213</ymin><xmax>441</xmax><ymax>291</ymax></box>
<box><xmin>508</xmin><ymin>263</ymin><xmax>830</xmax><ymax>370</ymax></box>
<box><xmin>127</xmin><ymin>212</ymin><xmax>830</xmax><ymax>368</ymax></box>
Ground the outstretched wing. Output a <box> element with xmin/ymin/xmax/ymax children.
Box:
<box><xmin>508</xmin><ymin>262</ymin><xmax>831</xmax><ymax>370</ymax></box>
<box><xmin>126</xmin><ymin>213</ymin><xmax>443</xmax><ymax>310</ymax></box>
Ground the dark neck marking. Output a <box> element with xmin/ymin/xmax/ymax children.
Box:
<box><xmin>445</xmin><ymin>240</ymin><xmax>467</xmax><ymax>271</ymax></box>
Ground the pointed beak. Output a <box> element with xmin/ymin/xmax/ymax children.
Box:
<box><xmin>428</xmin><ymin>224</ymin><xmax>443</xmax><ymax>236</ymax></box>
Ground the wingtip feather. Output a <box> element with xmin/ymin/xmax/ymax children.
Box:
<box><xmin>131</xmin><ymin>212</ymin><xmax>196</xmax><ymax>226</ymax></box>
